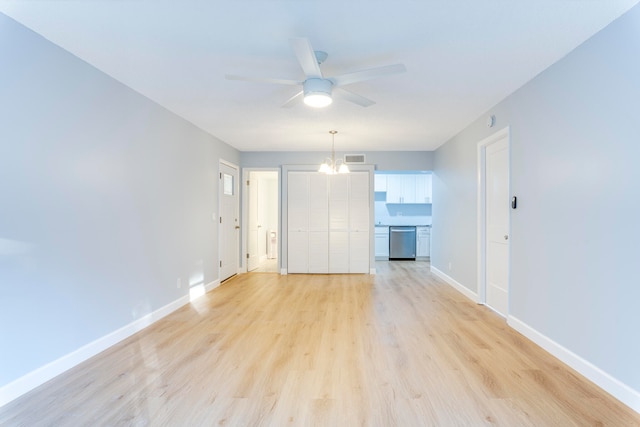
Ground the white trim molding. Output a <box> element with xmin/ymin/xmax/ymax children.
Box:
<box><xmin>205</xmin><ymin>279</ymin><xmax>220</xmax><ymax>293</ymax></box>
<box><xmin>476</xmin><ymin>126</ymin><xmax>510</xmax><ymax>309</ymax></box>
<box><xmin>0</xmin><ymin>290</ymin><xmax>202</xmax><ymax>408</ymax></box>
<box><xmin>431</xmin><ymin>266</ymin><xmax>478</xmax><ymax>303</ymax></box>
<box><xmin>508</xmin><ymin>316</ymin><xmax>640</xmax><ymax>414</ymax></box>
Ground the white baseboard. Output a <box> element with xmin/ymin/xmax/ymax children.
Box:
<box><xmin>204</xmin><ymin>279</ymin><xmax>220</xmax><ymax>292</ymax></box>
<box><xmin>430</xmin><ymin>266</ymin><xmax>478</xmax><ymax>302</ymax></box>
<box><xmin>0</xmin><ymin>292</ymin><xmax>192</xmax><ymax>408</ymax></box>
<box><xmin>508</xmin><ymin>316</ymin><xmax>640</xmax><ymax>414</ymax></box>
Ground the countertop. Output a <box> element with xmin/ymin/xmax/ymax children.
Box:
<box><xmin>375</xmin><ymin>224</ymin><xmax>431</xmax><ymax>227</ymax></box>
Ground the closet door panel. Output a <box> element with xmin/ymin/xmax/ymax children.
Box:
<box><xmin>329</xmin><ymin>174</ymin><xmax>349</xmax><ymax>231</ymax></box>
<box><xmin>329</xmin><ymin>231</ymin><xmax>349</xmax><ymax>273</ymax></box>
<box><xmin>288</xmin><ymin>172</ymin><xmax>309</xmax><ymax>231</ymax></box>
<box><xmin>288</xmin><ymin>230</ymin><xmax>308</xmax><ymax>273</ymax></box>
<box><xmin>349</xmin><ymin>231</ymin><xmax>370</xmax><ymax>273</ymax></box>
<box><xmin>308</xmin><ymin>173</ymin><xmax>328</xmax><ymax>231</ymax></box>
<box><xmin>308</xmin><ymin>231</ymin><xmax>329</xmax><ymax>273</ymax></box>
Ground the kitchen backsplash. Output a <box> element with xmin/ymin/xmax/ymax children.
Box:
<box><xmin>374</xmin><ymin>201</ymin><xmax>432</xmax><ymax>225</ymax></box>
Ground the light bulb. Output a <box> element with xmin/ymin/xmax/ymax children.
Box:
<box><xmin>304</xmin><ymin>93</ymin><xmax>332</xmax><ymax>108</ymax></box>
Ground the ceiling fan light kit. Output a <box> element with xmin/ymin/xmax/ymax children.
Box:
<box><xmin>303</xmin><ymin>78</ymin><xmax>333</xmax><ymax>108</ymax></box>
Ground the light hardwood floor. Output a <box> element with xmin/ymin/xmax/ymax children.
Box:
<box><xmin>2</xmin><ymin>261</ymin><xmax>639</xmax><ymax>426</ymax></box>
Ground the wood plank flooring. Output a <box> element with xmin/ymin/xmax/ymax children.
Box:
<box><xmin>1</xmin><ymin>261</ymin><xmax>639</xmax><ymax>426</ymax></box>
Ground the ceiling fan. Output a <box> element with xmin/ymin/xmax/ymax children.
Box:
<box><xmin>226</xmin><ymin>37</ymin><xmax>406</xmax><ymax>108</ymax></box>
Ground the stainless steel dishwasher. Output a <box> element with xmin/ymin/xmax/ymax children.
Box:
<box><xmin>389</xmin><ymin>226</ymin><xmax>416</xmax><ymax>260</ymax></box>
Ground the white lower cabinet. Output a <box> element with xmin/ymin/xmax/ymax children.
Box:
<box><xmin>416</xmin><ymin>226</ymin><xmax>431</xmax><ymax>258</ymax></box>
<box><xmin>375</xmin><ymin>226</ymin><xmax>389</xmax><ymax>258</ymax></box>
<box><xmin>287</xmin><ymin>171</ymin><xmax>371</xmax><ymax>274</ymax></box>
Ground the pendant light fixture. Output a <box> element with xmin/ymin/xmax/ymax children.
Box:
<box><xmin>319</xmin><ymin>130</ymin><xmax>350</xmax><ymax>175</ymax></box>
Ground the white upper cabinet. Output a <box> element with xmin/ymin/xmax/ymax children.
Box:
<box><xmin>415</xmin><ymin>174</ymin><xmax>432</xmax><ymax>203</ymax></box>
<box><xmin>382</xmin><ymin>173</ymin><xmax>431</xmax><ymax>204</ymax></box>
<box><xmin>386</xmin><ymin>175</ymin><xmax>416</xmax><ymax>203</ymax></box>
<box><xmin>386</xmin><ymin>175</ymin><xmax>403</xmax><ymax>203</ymax></box>
<box><xmin>374</xmin><ymin>174</ymin><xmax>387</xmax><ymax>191</ymax></box>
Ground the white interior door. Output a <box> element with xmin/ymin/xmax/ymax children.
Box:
<box><xmin>485</xmin><ymin>136</ymin><xmax>510</xmax><ymax>316</ymax></box>
<box><xmin>220</xmin><ymin>162</ymin><xmax>239</xmax><ymax>282</ymax></box>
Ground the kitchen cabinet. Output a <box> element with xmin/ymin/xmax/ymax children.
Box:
<box><xmin>379</xmin><ymin>173</ymin><xmax>432</xmax><ymax>204</ymax></box>
<box><xmin>416</xmin><ymin>226</ymin><xmax>431</xmax><ymax>258</ymax></box>
<box><xmin>374</xmin><ymin>174</ymin><xmax>387</xmax><ymax>192</ymax></box>
<box><xmin>415</xmin><ymin>174</ymin><xmax>432</xmax><ymax>204</ymax></box>
<box><xmin>375</xmin><ymin>226</ymin><xmax>389</xmax><ymax>259</ymax></box>
<box><xmin>386</xmin><ymin>175</ymin><xmax>416</xmax><ymax>203</ymax></box>
<box><xmin>287</xmin><ymin>171</ymin><xmax>370</xmax><ymax>274</ymax></box>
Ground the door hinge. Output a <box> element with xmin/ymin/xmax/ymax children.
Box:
<box><xmin>220</xmin><ymin>260</ymin><xmax>222</xmax><ymax>267</ymax></box>
<box><xmin>246</xmin><ymin>253</ymin><xmax>250</xmax><ymax>259</ymax></box>
<box><xmin>220</xmin><ymin>217</ymin><xmax>222</xmax><ymax>224</ymax></box>
<box><xmin>219</xmin><ymin>172</ymin><xmax>222</xmax><ymax>179</ymax></box>
<box><xmin>246</xmin><ymin>180</ymin><xmax>250</xmax><ymax>186</ymax></box>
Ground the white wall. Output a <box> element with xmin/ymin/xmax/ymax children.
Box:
<box><xmin>0</xmin><ymin>13</ymin><xmax>239</xmax><ymax>399</ymax></box>
<box><xmin>241</xmin><ymin>151</ymin><xmax>433</xmax><ymax>171</ymax></box>
<box><xmin>432</xmin><ymin>4</ymin><xmax>640</xmax><ymax>407</ymax></box>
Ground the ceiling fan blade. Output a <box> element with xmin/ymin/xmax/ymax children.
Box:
<box><xmin>281</xmin><ymin>91</ymin><xmax>304</xmax><ymax>108</ymax></box>
<box><xmin>290</xmin><ymin>37</ymin><xmax>323</xmax><ymax>79</ymax></box>
<box><xmin>330</xmin><ymin>64</ymin><xmax>406</xmax><ymax>87</ymax></box>
<box><xmin>333</xmin><ymin>87</ymin><xmax>376</xmax><ymax>108</ymax></box>
<box><xmin>225</xmin><ymin>74</ymin><xmax>300</xmax><ymax>86</ymax></box>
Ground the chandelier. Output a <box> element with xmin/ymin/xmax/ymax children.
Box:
<box><xmin>318</xmin><ymin>130</ymin><xmax>350</xmax><ymax>174</ymax></box>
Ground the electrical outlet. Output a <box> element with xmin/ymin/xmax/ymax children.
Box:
<box><xmin>448</xmin><ymin>262</ymin><xmax>452</xmax><ymax>271</ymax></box>
<box><xmin>177</xmin><ymin>278</ymin><xmax>181</xmax><ymax>289</ymax></box>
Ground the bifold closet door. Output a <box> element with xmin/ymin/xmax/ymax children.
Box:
<box><xmin>329</xmin><ymin>175</ymin><xmax>349</xmax><ymax>273</ymax></box>
<box><xmin>287</xmin><ymin>170</ymin><xmax>370</xmax><ymax>274</ymax></box>
<box><xmin>349</xmin><ymin>172</ymin><xmax>370</xmax><ymax>273</ymax></box>
<box><xmin>308</xmin><ymin>173</ymin><xmax>329</xmax><ymax>273</ymax></box>
<box><xmin>287</xmin><ymin>172</ymin><xmax>309</xmax><ymax>274</ymax></box>
<box><xmin>287</xmin><ymin>172</ymin><xmax>330</xmax><ymax>274</ymax></box>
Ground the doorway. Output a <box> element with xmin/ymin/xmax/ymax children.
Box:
<box><xmin>477</xmin><ymin>127</ymin><xmax>510</xmax><ymax>317</ymax></box>
<box><xmin>243</xmin><ymin>170</ymin><xmax>280</xmax><ymax>273</ymax></box>
<box><xmin>219</xmin><ymin>160</ymin><xmax>240</xmax><ymax>282</ymax></box>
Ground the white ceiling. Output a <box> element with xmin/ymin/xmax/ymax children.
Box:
<box><xmin>1</xmin><ymin>1</ymin><xmax>638</xmax><ymax>152</ymax></box>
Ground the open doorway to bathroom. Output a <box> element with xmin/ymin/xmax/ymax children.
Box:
<box><xmin>245</xmin><ymin>170</ymin><xmax>280</xmax><ymax>273</ymax></box>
